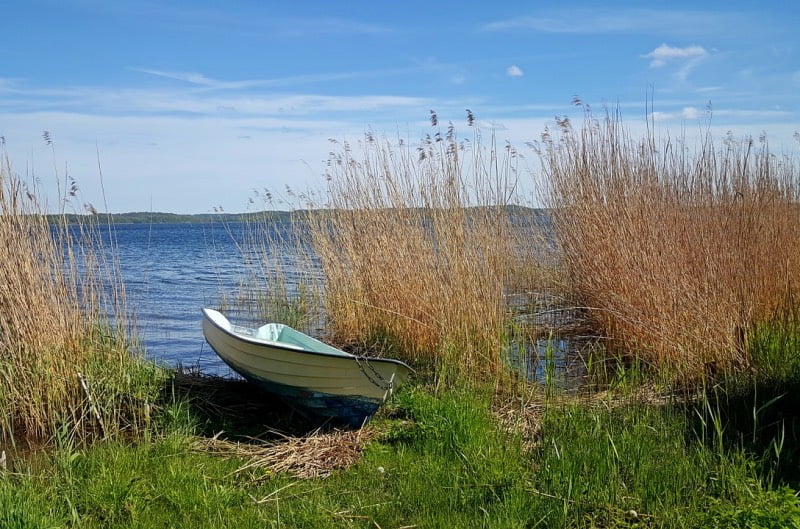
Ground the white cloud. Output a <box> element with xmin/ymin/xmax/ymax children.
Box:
<box><xmin>0</xmin><ymin>80</ymin><xmax>429</xmax><ymax>118</ymax></box>
<box><xmin>649</xmin><ymin>107</ymin><xmax>792</xmax><ymax>123</ymax></box>
<box><xmin>507</xmin><ymin>65</ymin><xmax>524</xmax><ymax>77</ymax></box>
<box><xmin>482</xmin><ymin>9</ymin><xmax>753</xmax><ymax>38</ymax></box>
<box><xmin>649</xmin><ymin>108</ymin><xmax>701</xmax><ymax>121</ymax></box>
<box><xmin>650</xmin><ymin>111</ymin><xmax>673</xmax><ymax>122</ymax></box>
<box><xmin>681</xmin><ymin>106</ymin><xmax>700</xmax><ymax>119</ymax></box>
<box><xmin>132</xmin><ymin>67</ymin><xmax>422</xmax><ymax>92</ymax></box>
<box><xmin>644</xmin><ymin>44</ymin><xmax>708</xmax><ymax>68</ymax></box>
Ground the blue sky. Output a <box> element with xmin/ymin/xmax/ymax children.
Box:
<box><xmin>1</xmin><ymin>1</ymin><xmax>798</xmax><ymax>213</ymax></box>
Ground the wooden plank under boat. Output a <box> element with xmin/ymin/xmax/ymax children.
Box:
<box><xmin>201</xmin><ymin>308</ymin><xmax>413</xmax><ymax>426</ymax></box>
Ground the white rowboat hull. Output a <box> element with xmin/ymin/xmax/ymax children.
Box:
<box><xmin>201</xmin><ymin>308</ymin><xmax>412</xmax><ymax>426</ymax></box>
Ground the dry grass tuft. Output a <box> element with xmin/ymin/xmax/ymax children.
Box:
<box><xmin>195</xmin><ymin>427</ymin><xmax>378</xmax><ymax>479</ymax></box>
<box><xmin>542</xmin><ymin>110</ymin><xmax>800</xmax><ymax>380</ymax></box>
<box><xmin>492</xmin><ymin>393</ymin><xmax>546</xmax><ymax>450</ymax></box>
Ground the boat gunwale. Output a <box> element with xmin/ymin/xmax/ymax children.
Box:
<box><xmin>201</xmin><ymin>308</ymin><xmax>413</xmax><ymax>372</ymax></box>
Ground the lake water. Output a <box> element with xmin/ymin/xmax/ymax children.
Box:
<box><xmin>110</xmin><ymin>222</ymin><xmax>254</xmax><ymax>374</ymax></box>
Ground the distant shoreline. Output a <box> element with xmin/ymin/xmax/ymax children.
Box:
<box><xmin>46</xmin><ymin>211</ymin><xmax>296</xmax><ymax>224</ymax></box>
<box><xmin>46</xmin><ymin>205</ymin><xmax>545</xmax><ymax>225</ymax></box>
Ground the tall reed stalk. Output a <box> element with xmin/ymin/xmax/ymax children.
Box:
<box><xmin>0</xmin><ymin>153</ymin><xmax>158</xmax><ymax>444</ymax></box>
<box><xmin>226</xmin><ymin>207</ymin><xmax>324</xmax><ymax>334</ymax></box>
<box><xmin>542</xmin><ymin>109</ymin><xmax>800</xmax><ymax>380</ymax></box>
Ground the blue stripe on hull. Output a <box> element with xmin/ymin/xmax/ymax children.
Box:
<box><xmin>220</xmin><ymin>357</ymin><xmax>383</xmax><ymax>427</ymax></box>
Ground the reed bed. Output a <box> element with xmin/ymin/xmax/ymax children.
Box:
<box><xmin>301</xmin><ymin>123</ymin><xmax>539</xmax><ymax>379</ymax></box>
<box><xmin>542</xmin><ymin>110</ymin><xmax>800</xmax><ymax>380</ymax></box>
<box><xmin>0</xmin><ymin>154</ymin><xmax>159</xmax><ymax>444</ymax></box>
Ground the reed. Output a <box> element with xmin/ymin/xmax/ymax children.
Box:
<box><xmin>300</xmin><ymin>122</ymin><xmax>539</xmax><ymax>379</ymax></box>
<box><xmin>224</xmin><ymin>207</ymin><xmax>324</xmax><ymax>334</ymax></box>
<box><xmin>0</xmin><ymin>153</ymin><xmax>159</xmax><ymax>444</ymax></box>
<box><xmin>542</xmin><ymin>109</ymin><xmax>800</xmax><ymax>380</ymax></box>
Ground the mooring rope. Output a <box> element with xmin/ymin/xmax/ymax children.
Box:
<box><xmin>354</xmin><ymin>355</ymin><xmax>395</xmax><ymax>395</ymax></box>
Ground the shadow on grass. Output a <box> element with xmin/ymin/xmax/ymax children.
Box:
<box><xmin>688</xmin><ymin>378</ymin><xmax>800</xmax><ymax>488</ymax></box>
<box><xmin>702</xmin><ymin>319</ymin><xmax>800</xmax><ymax>487</ymax></box>
<box><xmin>161</xmin><ymin>370</ymin><xmax>332</xmax><ymax>441</ymax></box>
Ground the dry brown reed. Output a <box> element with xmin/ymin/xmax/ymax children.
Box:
<box><xmin>194</xmin><ymin>427</ymin><xmax>378</xmax><ymax>479</ymax></box>
<box><xmin>301</xmin><ymin>124</ymin><xmax>536</xmax><ymax>378</ymax></box>
<box><xmin>542</xmin><ymin>109</ymin><xmax>800</xmax><ymax>379</ymax></box>
<box><xmin>0</xmin><ymin>154</ymin><xmax>156</xmax><ymax>443</ymax></box>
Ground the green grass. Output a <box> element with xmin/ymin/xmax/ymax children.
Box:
<box><xmin>747</xmin><ymin>316</ymin><xmax>800</xmax><ymax>384</ymax></box>
<box><xmin>3</xmin><ymin>379</ymin><xmax>800</xmax><ymax>528</ymax></box>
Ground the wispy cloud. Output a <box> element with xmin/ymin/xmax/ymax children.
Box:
<box><xmin>132</xmin><ymin>64</ymin><xmax>445</xmax><ymax>92</ymax></box>
<box><xmin>77</xmin><ymin>2</ymin><xmax>391</xmax><ymax>39</ymax></box>
<box><xmin>695</xmin><ymin>86</ymin><xmax>724</xmax><ymax>93</ymax></box>
<box><xmin>0</xmin><ymin>80</ymin><xmax>429</xmax><ymax>118</ymax></box>
<box><xmin>650</xmin><ymin>107</ymin><xmax>792</xmax><ymax>122</ymax></box>
<box><xmin>132</xmin><ymin>68</ymin><xmax>245</xmax><ymax>88</ymax></box>
<box><xmin>270</xmin><ymin>17</ymin><xmax>391</xmax><ymax>38</ymax></box>
<box><xmin>644</xmin><ymin>44</ymin><xmax>708</xmax><ymax>68</ymax></box>
<box><xmin>132</xmin><ymin>68</ymin><xmax>371</xmax><ymax>91</ymax></box>
<box><xmin>506</xmin><ymin>65</ymin><xmax>524</xmax><ymax>77</ymax></box>
<box><xmin>482</xmin><ymin>9</ymin><xmax>752</xmax><ymax>38</ymax></box>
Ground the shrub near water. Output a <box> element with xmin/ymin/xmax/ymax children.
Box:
<box><xmin>304</xmin><ymin>122</ymin><xmax>534</xmax><ymax>378</ymax></box>
<box><xmin>543</xmin><ymin>110</ymin><xmax>800</xmax><ymax>379</ymax></box>
<box><xmin>0</xmin><ymin>155</ymin><xmax>159</xmax><ymax>443</ymax></box>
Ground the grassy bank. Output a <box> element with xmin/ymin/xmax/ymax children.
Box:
<box><xmin>3</xmin><ymin>378</ymin><xmax>800</xmax><ymax>528</ymax></box>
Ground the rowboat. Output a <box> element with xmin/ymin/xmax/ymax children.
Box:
<box><xmin>201</xmin><ymin>308</ymin><xmax>413</xmax><ymax>426</ymax></box>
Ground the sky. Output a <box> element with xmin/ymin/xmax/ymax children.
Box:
<box><xmin>1</xmin><ymin>1</ymin><xmax>798</xmax><ymax>213</ymax></box>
